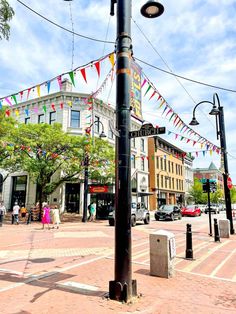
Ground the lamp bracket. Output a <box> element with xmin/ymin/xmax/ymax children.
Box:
<box><xmin>109</xmin><ymin>119</ymin><xmax>120</xmax><ymax>137</ymax></box>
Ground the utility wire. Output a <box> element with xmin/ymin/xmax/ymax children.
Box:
<box><xmin>16</xmin><ymin>0</ymin><xmax>115</xmax><ymax>44</ymax></box>
<box><xmin>135</xmin><ymin>57</ymin><xmax>236</xmax><ymax>94</ymax></box>
<box><xmin>68</xmin><ymin>1</ymin><xmax>75</xmax><ymax>70</ymax></box>
<box><xmin>17</xmin><ymin>1</ymin><xmax>236</xmax><ymax>94</ymax></box>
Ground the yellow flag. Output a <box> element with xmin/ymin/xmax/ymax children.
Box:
<box><xmin>109</xmin><ymin>53</ymin><xmax>115</xmax><ymax>67</ymax></box>
<box><xmin>15</xmin><ymin>109</ymin><xmax>19</xmax><ymax>116</ymax></box>
<box><xmin>37</xmin><ymin>85</ymin><xmax>41</xmax><ymax>97</ymax></box>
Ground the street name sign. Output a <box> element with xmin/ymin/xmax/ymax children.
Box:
<box><xmin>130</xmin><ymin>123</ymin><xmax>166</xmax><ymax>138</ymax></box>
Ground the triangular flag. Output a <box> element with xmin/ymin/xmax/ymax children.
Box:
<box><xmin>25</xmin><ymin>108</ymin><xmax>29</xmax><ymax>116</ymax></box>
<box><xmin>47</xmin><ymin>81</ymin><xmax>51</xmax><ymax>93</ymax></box>
<box><xmin>5</xmin><ymin>97</ymin><xmax>12</xmax><ymax>106</ymax></box>
<box><xmin>43</xmin><ymin>105</ymin><xmax>47</xmax><ymax>113</ymax></box>
<box><xmin>141</xmin><ymin>79</ymin><xmax>147</xmax><ymax>88</ymax></box>
<box><xmin>27</xmin><ymin>88</ymin><xmax>31</xmax><ymax>100</ymax></box>
<box><xmin>144</xmin><ymin>84</ymin><xmax>152</xmax><ymax>96</ymax></box>
<box><xmin>158</xmin><ymin>98</ymin><xmax>165</xmax><ymax>108</ymax></box>
<box><xmin>37</xmin><ymin>85</ymin><xmax>41</xmax><ymax>97</ymax></box>
<box><xmin>5</xmin><ymin>109</ymin><xmax>10</xmax><ymax>116</ymax></box>
<box><xmin>94</xmin><ymin>61</ymin><xmax>100</xmax><ymax>77</ymax></box>
<box><xmin>68</xmin><ymin>101</ymin><xmax>72</xmax><ymax>107</ymax></box>
<box><xmin>149</xmin><ymin>91</ymin><xmax>156</xmax><ymax>100</ymax></box>
<box><xmin>0</xmin><ymin>101</ymin><xmax>2</xmax><ymax>109</ymax></box>
<box><xmin>12</xmin><ymin>95</ymin><xmax>17</xmax><ymax>105</ymax></box>
<box><xmin>69</xmin><ymin>71</ymin><xmax>75</xmax><ymax>86</ymax></box>
<box><xmin>60</xmin><ymin>103</ymin><xmax>64</xmax><ymax>109</ymax></box>
<box><xmin>109</xmin><ymin>53</ymin><xmax>115</xmax><ymax>67</ymax></box>
<box><xmin>80</xmin><ymin>68</ymin><xmax>87</xmax><ymax>83</ymax></box>
<box><xmin>165</xmin><ymin>109</ymin><xmax>172</xmax><ymax>117</ymax></box>
<box><xmin>51</xmin><ymin>103</ymin><xmax>56</xmax><ymax>111</ymax></box>
<box><xmin>161</xmin><ymin>105</ymin><xmax>168</xmax><ymax>116</ymax></box>
<box><xmin>15</xmin><ymin>109</ymin><xmax>19</xmax><ymax>116</ymax></box>
<box><xmin>19</xmin><ymin>91</ymin><xmax>24</xmax><ymax>100</ymax></box>
<box><xmin>169</xmin><ymin>113</ymin><xmax>175</xmax><ymax>122</ymax></box>
<box><xmin>57</xmin><ymin>76</ymin><xmax>62</xmax><ymax>90</ymax></box>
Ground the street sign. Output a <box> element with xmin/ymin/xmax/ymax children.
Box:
<box><xmin>227</xmin><ymin>177</ymin><xmax>233</xmax><ymax>190</ymax></box>
<box><xmin>130</xmin><ymin>123</ymin><xmax>166</xmax><ymax>138</ymax></box>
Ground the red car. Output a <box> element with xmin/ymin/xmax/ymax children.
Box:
<box><xmin>181</xmin><ymin>205</ymin><xmax>201</xmax><ymax>217</ymax></box>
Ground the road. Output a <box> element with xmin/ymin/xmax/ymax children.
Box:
<box><xmin>0</xmin><ymin>211</ymin><xmax>235</xmax><ymax>313</ymax></box>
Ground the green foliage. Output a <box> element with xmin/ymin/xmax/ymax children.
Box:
<box><xmin>0</xmin><ymin>0</ymin><xmax>14</xmax><ymax>40</ymax></box>
<box><xmin>230</xmin><ymin>187</ymin><xmax>236</xmax><ymax>203</ymax></box>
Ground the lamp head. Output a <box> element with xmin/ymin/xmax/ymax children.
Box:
<box><xmin>209</xmin><ymin>105</ymin><xmax>219</xmax><ymax>115</ymax></box>
<box><xmin>99</xmin><ymin>130</ymin><xmax>107</xmax><ymax>138</ymax></box>
<box><xmin>141</xmin><ymin>1</ymin><xmax>164</xmax><ymax>18</ymax></box>
<box><xmin>189</xmin><ymin>117</ymin><xmax>199</xmax><ymax>126</ymax></box>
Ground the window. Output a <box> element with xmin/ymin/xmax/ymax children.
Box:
<box><xmin>165</xmin><ymin>177</ymin><xmax>168</xmax><ymax>188</ymax></box>
<box><xmin>176</xmin><ymin>164</ymin><xmax>178</xmax><ymax>175</ymax></box>
<box><xmin>176</xmin><ymin>179</ymin><xmax>179</xmax><ymax>190</ymax></box>
<box><xmin>141</xmin><ymin>138</ymin><xmax>145</xmax><ymax>152</ymax></box>
<box><xmin>131</xmin><ymin>155</ymin><xmax>136</xmax><ymax>168</ymax></box>
<box><xmin>168</xmin><ymin>161</ymin><xmax>171</xmax><ymax>172</ymax></box>
<box><xmin>49</xmin><ymin>111</ymin><xmax>56</xmax><ymax>124</ymax></box>
<box><xmin>108</xmin><ymin>126</ymin><xmax>114</xmax><ymax>139</ymax></box>
<box><xmin>161</xmin><ymin>158</ymin><xmax>163</xmax><ymax>170</ymax></box>
<box><xmin>71</xmin><ymin>110</ymin><xmax>80</xmax><ymax>128</ymax></box>
<box><xmin>172</xmin><ymin>178</ymin><xmax>174</xmax><ymax>189</ymax></box>
<box><xmin>164</xmin><ymin>159</ymin><xmax>167</xmax><ymax>171</ymax></box>
<box><xmin>38</xmin><ymin>114</ymin><xmax>44</xmax><ymax>124</ymax></box>
<box><xmin>169</xmin><ymin>178</ymin><xmax>171</xmax><ymax>189</ymax></box>
<box><xmin>25</xmin><ymin>117</ymin><xmax>30</xmax><ymax>124</ymax></box>
<box><xmin>171</xmin><ymin>162</ymin><xmax>174</xmax><ymax>173</ymax></box>
<box><xmin>156</xmin><ymin>156</ymin><xmax>159</xmax><ymax>169</ymax></box>
<box><xmin>131</xmin><ymin>138</ymin><xmax>136</xmax><ymax>148</ymax></box>
<box><xmin>94</xmin><ymin>116</ymin><xmax>100</xmax><ymax>133</ymax></box>
<box><xmin>161</xmin><ymin>175</ymin><xmax>163</xmax><ymax>188</ymax></box>
<box><xmin>157</xmin><ymin>174</ymin><xmax>160</xmax><ymax>188</ymax></box>
<box><xmin>141</xmin><ymin>158</ymin><xmax>145</xmax><ymax>171</ymax></box>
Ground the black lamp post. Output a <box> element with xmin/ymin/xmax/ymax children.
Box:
<box><xmin>189</xmin><ymin>93</ymin><xmax>234</xmax><ymax>235</ymax></box>
<box><xmin>109</xmin><ymin>0</ymin><xmax>164</xmax><ymax>302</ymax></box>
<box><xmin>82</xmin><ymin>121</ymin><xmax>106</xmax><ymax>223</ymax></box>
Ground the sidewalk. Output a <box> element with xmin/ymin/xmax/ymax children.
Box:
<box><xmin>0</xmin><ymin>218</ymin><xmax>235</xmax><ymax>314</ymax></box>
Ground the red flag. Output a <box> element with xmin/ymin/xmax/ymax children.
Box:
<box><xmin>94</xmin><ymin>61</ymin><xmax>100</xmax><ymax>77</ymax></box>
<box><xmin>80</xmin><ymin>68</ymin><xmax>87</xmax><ymax>83</ymax></box>
<box><xmin>51</xmin><ymin>103</ymin><xmax>56</xmax><ymax>111</ymax></box>
<box><xmin>60</xmin><ymin>103</ymin><xmax>64</xmax><ymax>109</ymax></box>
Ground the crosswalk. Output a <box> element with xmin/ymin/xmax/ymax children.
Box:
<box><xmin>130</xmin><ymin>232</ymin><xmax>236</xmax><ymax>282</ymax></box>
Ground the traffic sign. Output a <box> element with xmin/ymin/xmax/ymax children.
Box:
<box><xmin>130</xmin><ymin>123</ymin><xmax>166</xmax><ymax>138</ymax></box>
<box><xmin>227</xmin><ymin>177</ymin><xmax>233</xmax><ymax>190</ymax></box>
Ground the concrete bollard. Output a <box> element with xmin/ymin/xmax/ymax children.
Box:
<box><xmin>214</xmin><ymin>218</ymin><xmax>220</xmax><ymax>242</ymax></box>
<box><xmin>149</xmin><ymin>230</ymin><xmax>176</xmax><ymax>278</ymax></box>
<box><xmin>185</xmin><ymin>224</ymin><xmax>193</xmax><ymax>259</ymax></box>
<box><xmin>219</xmin><ymin>219</ymin><xmax>230</xmax><ymax>238</ymax></box>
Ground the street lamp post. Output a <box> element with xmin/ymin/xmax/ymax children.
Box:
<box><xmin>189</xmin><ymin>93</ymin><xmax>234</xmax><ymax>235</ymax></box>
<box><xmin>82</xmin><ymin>121</ymin><xmax>106</xmax><ymax>223</ymax></box>
<box><xmin>109</xmin><ymin>0</ymin><xmax>164</xmax><ymax>302</ymax></box>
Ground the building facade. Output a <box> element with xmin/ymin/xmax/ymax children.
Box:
<box><xmin>148</xmin><ymin>136</ymin><xmax>186</xmax><ymax>210</ymax></box>
<box><xmin>1</xmin><ymin>80</ymin><xmax>150</xmax><ymax>216</ymax></box>
<box><xmin>193</xmin><ymin>162</ymin><xmax>224</xmax><ymax>190</ymax></box>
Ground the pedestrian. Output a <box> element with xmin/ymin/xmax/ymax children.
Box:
<box><xmin>88</xmin><ymin>201</ymin><xmax>96</xmax><ymax>222</ymax></box>
<box><xmin>27</xmin><ymin>206</ymin><xmax>33</xmax><ymax>224</ymax></box>
<box><xmin>41</xmin><ymin>203</ymin><xmax>51</xmax><ymax>230</ymax></box>
<box><xmin>0</xmin><ymin>202</ymin><xmax>6</xmax><ymax>227</ymax></box>
<box><xmin>12</xmin><ymin>202</ymin><xmax>20</xmax><ymax>225</ymax></box>
<box><xmin>51</xmin><ymin>205</ymin><xmax>61</xmax><ymax>229</ymax></box>
<box><xmin>20</xmin><ymin>204</ymin><xmax>27</xmax><ymax>223</ymax></box>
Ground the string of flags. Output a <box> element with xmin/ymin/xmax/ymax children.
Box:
<box><xmin>0</xmin><ymin>51</ymin><xmax>115</xmax><ymax>110</ymax></box>
<box><xmin>140</xmin><ymin>71</ymin><xmax>221</xmax><ymax>152</ymax></box>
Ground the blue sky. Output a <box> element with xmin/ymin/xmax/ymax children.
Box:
<box><xmin>1</xmin><ymin>0</ymin><xmax>236</xmax><ymax>182</ymax></box>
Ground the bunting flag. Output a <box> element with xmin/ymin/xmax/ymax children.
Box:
<box><xmin>19</xmin><ymin>91</ymin><xmax>24</xmax><ymax>100</ymax></box>
<box><xmin>12</xmin><ymin>95</ymin><xmax>17</xmax><ymax>105</ymax></box>
<box><xmin>80</xmin><ymin>68</ymin><xmax>87</xmax><ymax>83</ymax></box>
<box><xmin>69</xmin><ymin>71</ymin><xmax>75</xmax><ymax>87</ymax></box>
<box><xmin>94</xmin><ymin>61</ymin><xmax>100</xmax><ymax>77</ymax></box>
<box><xmin>47</xmin><ymin>81</ymin><xmax>51</xmax><ymax>94</ymax></box>
<box><xmin>5</xmin><ymin>97</ymin><xmax>12</xmax><ymax>106</ymax></box>
<box><xmin>141</xmin><ymin>79</ymin><xmax>147</xmax><ymax>88</ymax></box>
<box><xmin>108</xmin><ymin>53</ymin><xmax>115</xmax><ymax>67</ymax></box>
<box><xmin>37</xmin><ymin>85</ymin><xmax>41</xmax><ymax>97</ymax></box>
<box><xmin>27</xmin><ymin>88</ymin><xmax>31</xmax><ymax>100</ymax></box>
<box><xmin>57</xmin><ymin>76</ymin><xmax>62</xmax><ymax>90</ymax></box>
<box><xmin>51</xmin><ymin>103</ymin><xmax>56</xmax><ymax>111</ymax></box>
<box><xmin>144</xmin><ymin>84</ymin><xmax>152</xmax><ymax>96</ymax></box>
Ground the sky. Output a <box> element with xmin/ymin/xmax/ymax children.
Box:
<box><xmin>1</xmin><ymin>0</ymin><xmax>236</xmax><ymax>183</ymax></box>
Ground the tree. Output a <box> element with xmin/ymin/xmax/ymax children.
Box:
<box><xmin>0</xmin><ymin>0</ymin><xmax>14</xmax><ymax>40</ymax></box>
<box><xmin>189</xmin><ymin>178</ymin><xmax>205</xmax><ymax>204</ymax></box>
<box><xmin>230</xmin><ymin>187</ymin><xmax>236</xmax><ymax>203</ymax></box>
<box><xmin>6</xmin><ymin>122</ymin><xmax>115</xmax><ymax>212</ymax></box>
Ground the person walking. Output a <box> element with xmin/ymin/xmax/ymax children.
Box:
<box><xmin>41</xmin><ymin>203</ymin><xmax>51</xmax><ymax>230</ymax></box>
<box><xmin>20</xmin><ymin>204</ymin><xmax>27</xmax><ymax>223</ymax></box>
<box><xmin>0</xmin><ymin>202</ymin><xmax>6</xmax><ymax>227</ymax></box>
<box><xmin>27</xmin><ymin>206</ymin><xmax>33</xmax><ymax>224</ymax></box>
<box><xmin>51</xmin><ymin>205</ymin><xmax>61</xmax><ymax>229</ymax></box>
<box><xmin>88</xmin><ymin>201</ymin><xmax>96</xmax><ymax>222</ymax></box>
<box><xmin>12</xmin><ymin>202</ymin><xmax>20</xmax><ymax>225</ymax></box>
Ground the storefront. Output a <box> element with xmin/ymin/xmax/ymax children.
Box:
<box><xmin>89</xmin><ymin>185</ymin><xmax>114</xmax><ymax>219</ymax></box>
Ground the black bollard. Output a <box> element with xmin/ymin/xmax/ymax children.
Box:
<box><xmin>214</xmin><ymin>218</ymin><xmax>220</xmax><ymax>242</ymax></box>
<box><xmin>185</xmin><ymin>223</ymin><xmax>193</xmax><ymax>259</ymax></box>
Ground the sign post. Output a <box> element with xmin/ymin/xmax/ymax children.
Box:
<box><xmin>130</xmin><ymin>124</ymin><xmax>165</xmax><ymax>138</ymax></box>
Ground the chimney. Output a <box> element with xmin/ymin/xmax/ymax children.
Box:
<box><xmin>61</xmin><ymin>79</ymin><xmax>72</xmax><ymax>92</ymax></box>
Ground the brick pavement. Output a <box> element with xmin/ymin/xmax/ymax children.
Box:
<box><xmin>0</xmin><ymin>216</ymin><xmax>235</xmax><ymax>313</ymax></box>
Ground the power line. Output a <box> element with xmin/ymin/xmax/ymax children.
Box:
<box><xmin>135</xmin><ymin>57</ymin><xmax>236</xmax><ymax>94</ymax></box>
<box><xmin>16</xmin><ymin>0</ymin><xmax>115</xmax><ymax>44</ymax></box>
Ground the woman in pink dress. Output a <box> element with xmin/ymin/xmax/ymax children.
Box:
<box><xmin>41</xmin><ymin>203</ymin><xmax>51</xmax><ymax>230</ymax></box>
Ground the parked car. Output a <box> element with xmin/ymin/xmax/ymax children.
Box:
<box><xmin>108</xmin><ymin>202</ymin><xmax>150</xmax><ymax>227</ymax></box>
<box><xmin>181</xmin><ymin>205</ymin><xmax>201</xmax><ymax>217</ymax></box>
<box><xmin>155</xmin><ymin>204</ymin><xmax>182</xmax><ymax>221</ymax></box>
<box><xmin>205</xmin><ymin>204</ymin><xmax>220</xmax><ymax>214</ymax></box>
<box><xmin>195</xmin><ymin>204</ymin><xmax>206</xmax><ymax>213</ymax></box>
